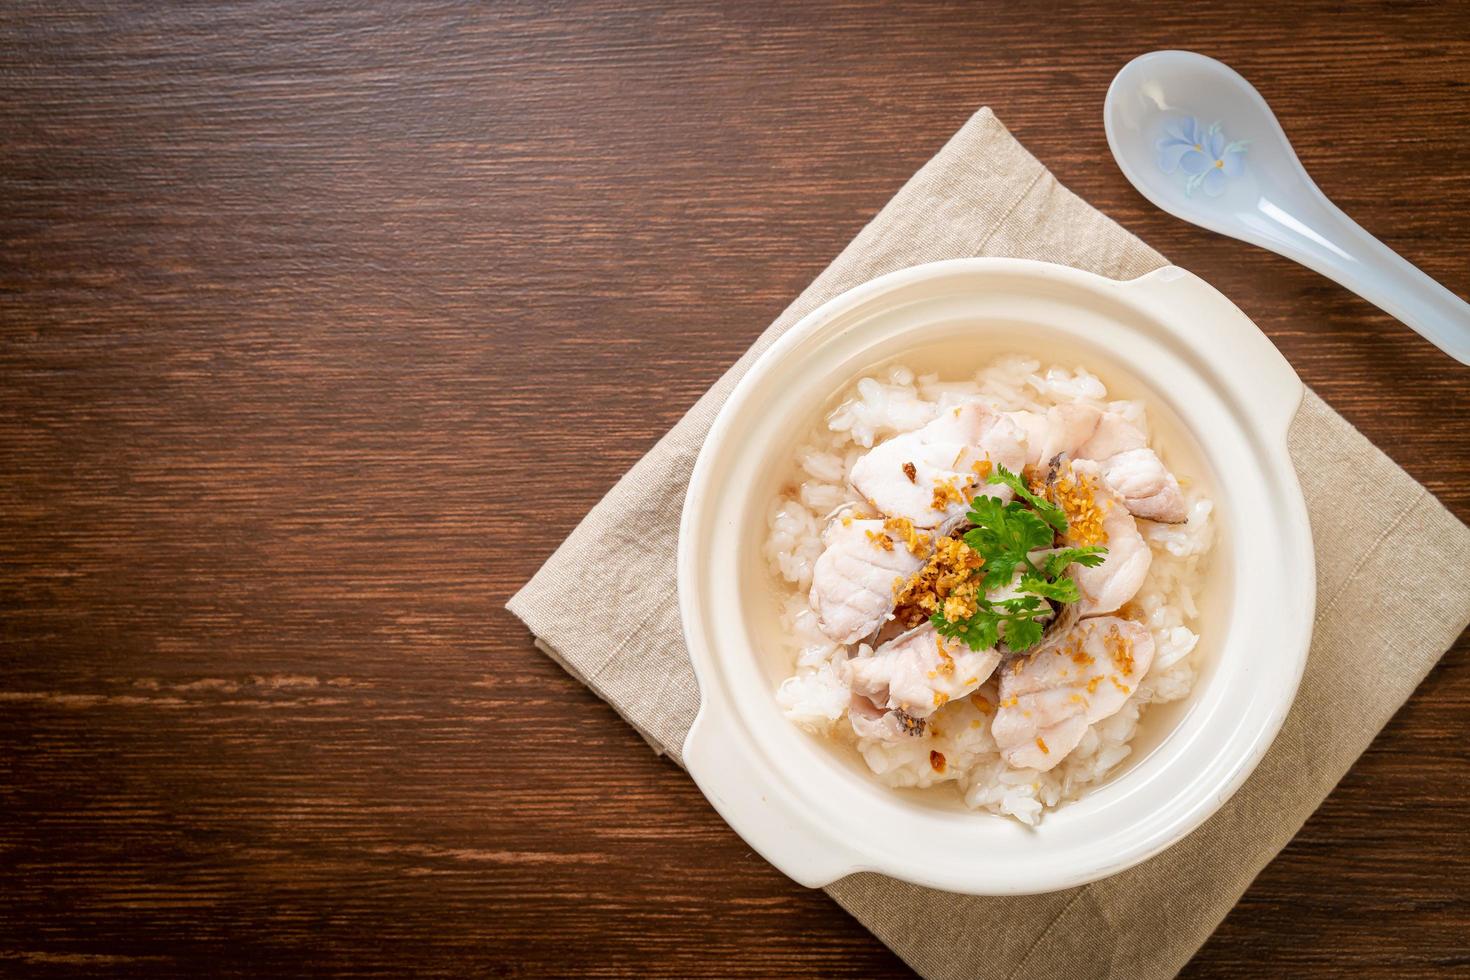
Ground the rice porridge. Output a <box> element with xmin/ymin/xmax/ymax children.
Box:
<box><xmin>765</xmin><ymin>354</ymin><xmax>1214</xmax><ymax>824</ymax></box>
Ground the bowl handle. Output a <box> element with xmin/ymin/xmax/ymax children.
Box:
<box><xmin>681</xmin><ymin>701</ymin><xmax>864</xmax><ymax>889</ymax></box>
<box><xmin>1118</xmin><ymin>265</ymin><xmax>1304</xmax><ymax>442</ymax></box>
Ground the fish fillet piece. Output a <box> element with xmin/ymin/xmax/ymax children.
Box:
<box><xmin>1075</xmin><ymin>413</ymin><xmax>1187</xmax><ymax>523</ymax></box>
<box><xmin>847</xmin><ymin>693</ymin><xmax>928</xmax><ymax>741</ymax></box>
<box><xmin>1066</xmin><ymin>459</ymin><xmax>1151</xmax><ymax>616</ymax></box>
<box><xmin>850</xmin><ymin>403</ymin><xmax>1026</xmax><ymax>529</ymax></box>
<box><xmin>809</xmin><ymin>519</ymin><xmax>928</xmax><ymax>644</ymax></box>
<box><xmin>992</xmin><ymin>617</ymin><xmax>1155</xmax><ymax>771</ymax></box>
<box><xmin>847</xmin><ymin>622</ymin><xmax>1001</xmax><ymax>724</ymax></box>
<box><xmin>1009</xmin><ymin>404</ymin><xmax>1102</xmax><ymax>469</ymax></box>
<box><xmin>1013</xmin><ymin>407</ymin><xmax>1187</xmax><ymax>523</ymax></box>
<box><xmin>1097</xmin><ymin>448</ymin><xmax>1188</xmax><ymax>523</ymax></box>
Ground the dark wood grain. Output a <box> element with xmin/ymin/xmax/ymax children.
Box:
<box><xmin>1</xmin><ymin>1</ymin><xmax>1466</xmax><ymax>976</ymax></box>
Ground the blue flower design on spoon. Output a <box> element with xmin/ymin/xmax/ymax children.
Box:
<box><xmin>1157</xmin><ymin>117</ymin><xmax>1248</xmax><ymax>197</ymax></box>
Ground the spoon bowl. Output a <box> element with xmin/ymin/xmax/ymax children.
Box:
<box><xmin>1105</xmin><ymin>50</ymin><xmax>1470</xmax><ymax>365</ymax></box>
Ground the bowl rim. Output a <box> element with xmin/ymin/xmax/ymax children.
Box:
<box><xmin>677</xmin><ymin>257</ymin><xmax>1315</xmax><ymax>895</ymax></box>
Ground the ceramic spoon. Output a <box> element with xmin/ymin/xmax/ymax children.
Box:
<box><xmin>1104</xmin><ymin>50</ymin><xmax>1470</xmax><ymax>365</ymax></box>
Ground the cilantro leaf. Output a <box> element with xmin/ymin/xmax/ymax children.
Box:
<box><xmin>964</xmin><ymin>493</ymin><xmax>1010</xmax><ymax>531</ymax></box>
<box><xmin>932</xmin><ymin>595</ymin><xmax>1048</xmax><ymax>654</ymax></box>
<box><xmin>992</xmin><ymin>595</ymin><xmax>1044</xmax><ymax>615</ymax></box>
<box><xmin>986</xmin><ymin>464</ymin><xmax>1068</xmax><ymax>534</ymax></box>
<box><xmin>932</xmin><ymin>473</ymin><xmax>1112</xmax><ymax>656</ymax></box>
<box><xmin>963</xmin><ymin>496</ymin><xmax>1054</xmax><ymax>589</ymax></box>
<box><xmin>1042</xmin><ymin>546</ymin><xmax>1107</xmax><ymax>579</ymax></box>
<box><xmin>932</xmin><ymin>609</ymin><xmax>999</xmax><ymax>651</ymax></box>
<box><xmin>1017</xmin><ymin>570</ymin><xmax>1082</xmax><ymax>603</ymax></box>
<box><xmin>1002</xmin><ymin>615</ymin><xmax>1044</xmax><ymax>653</ymax></box>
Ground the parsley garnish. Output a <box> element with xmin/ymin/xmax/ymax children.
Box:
<box><xmin>932</xmin><ymin>465</ymin><xmax>1108</xmax><ymax>653</ymax></box>
<box><xmin>1016</xmin><ymin>570</ymin><xmax>1081</xmax><ymax>603</ymax></box>
<box><xmin>933</xmin><ymin>595</ymin><xmax>1046</xmax><ymax>652</ymax></box>
<box><xmin>986</xmin><ymin>464</ymin><xmax>1068</xmax><ymax>533</ymax></box>
<box><xmin>1043</xmin><ymin>546</ymin><xmax>1106</xmax><ymax>579</ymax></box>
<box><xmin>963</xmin><ymin>495</ymin><xmax>1053</xmax><ymax>589</ymax></box>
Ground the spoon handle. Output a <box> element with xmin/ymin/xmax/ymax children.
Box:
<box><xmin>1252</xmin><ymin>192</ymin><xmax>1470</xmax><ymax>365</ymax></box>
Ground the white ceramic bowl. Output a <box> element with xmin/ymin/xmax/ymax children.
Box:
<box><xmin>677</xmin><ymin>258</ymin><xmax>1315</xmax><ymax>895</ymax></box>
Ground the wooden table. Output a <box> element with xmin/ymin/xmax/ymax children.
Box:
<box><xmin>2</xmin><ymin>2</ymin><xmax>1466</xmax><ymax>976</ymax></box>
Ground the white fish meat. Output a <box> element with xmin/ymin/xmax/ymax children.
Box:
<box><xmin>1011</xmin><ymin>408</ymin><xmax>1187</xmax><ymax>524</ymax></box>
<box><xmin>1066</xmin><ymin>459</ymin><xmax>1151</xmax><ymax>616</ymax></box>
<box><xmin>849</xmin><ymin>403</ymin><xmax>1026</xmax><ymax>529</ymax></box>
<box><xmin>847</xmin><ymin>693</ymin><xmax>928</xmax><ymax>741</ymax></box>
<box><xmin>847</xmin><ymin>622</ymin><xmax>1001</xmax><ymax>725</ymax></box>
<box><xmin>992</xmin><ymin>617</ymin><xmax>1155</xmax><ymax>771</ymax></box>
<box><xmin>1009</xmin><ymin>404</ymin><xmax>1101</xmax><ymax>469</ymax></box>
<box><xmin>1096</xmin><ymin>447</ymin><xmax>1188</xmax><ymax>524</ymax></box>
<box><xmin>1074</xmin><ymin>413</ymin><xmax>1187</xmax><ymax>524</ymax></box>
<box><xmin>809</xmin><ymin>518</ymin><xmax>927</xmax><ymax>644</ymax></box>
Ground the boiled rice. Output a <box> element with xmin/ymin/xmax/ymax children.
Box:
<box><xmin>769</xmin><ymin>355</ymin><xmax>1215</xmax><ymax>823</ymax></box>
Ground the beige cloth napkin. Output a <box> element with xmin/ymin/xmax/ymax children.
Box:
<box><xmin>508</xmin><ymin>108</ymin><xmax>1470</xmax><ymax>979</ymax></box>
